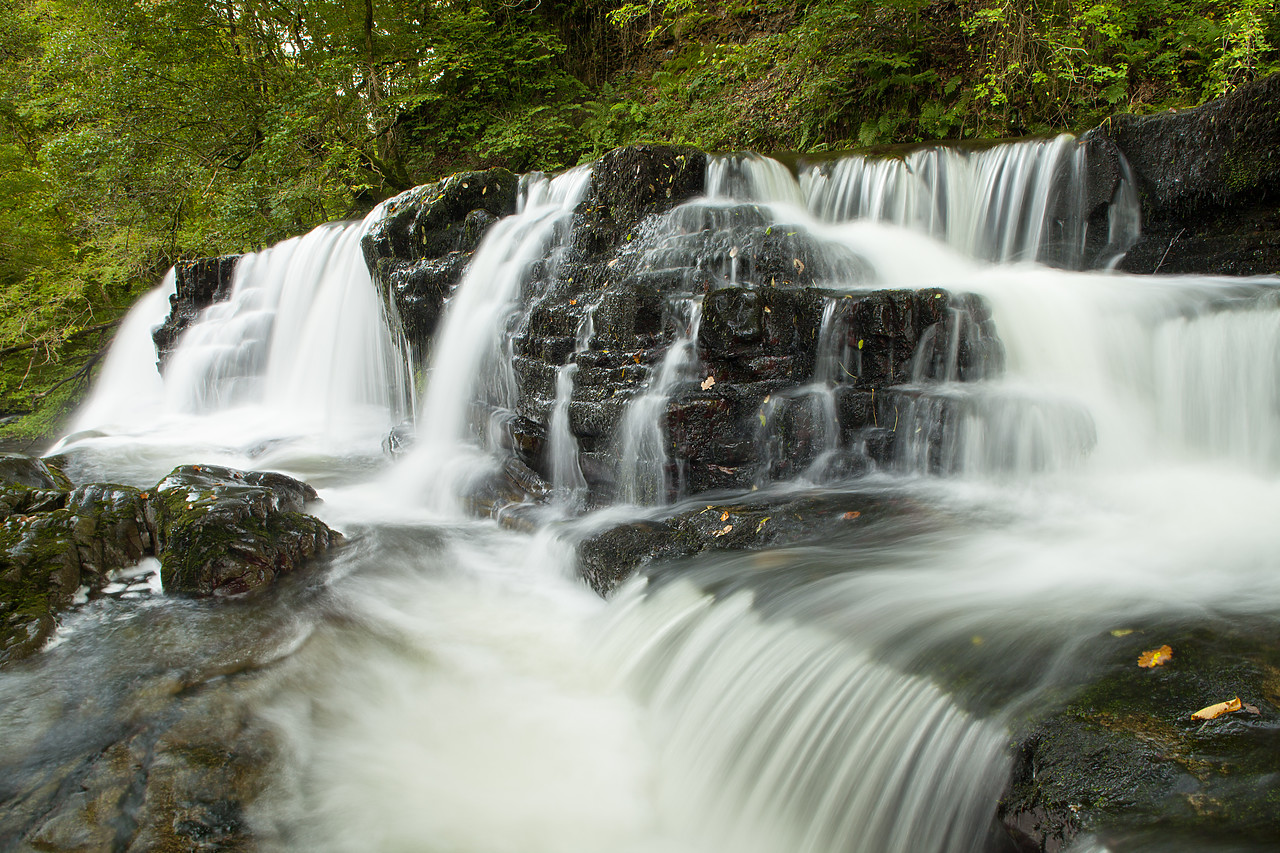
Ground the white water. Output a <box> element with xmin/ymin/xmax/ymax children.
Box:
<box><xmin>15</xmin><ymin>137</ymin><xmax>1280</xmax><ymax>853</ymax></box>
<box><xmin>387</xmin><ymin>167</ymin><xmax>592</xmax><ymax>512</ymax></box>
<box><xmin>56</xmin><ymin>212</ymin><xmax>412</xmax><ymax>484</ymax></box>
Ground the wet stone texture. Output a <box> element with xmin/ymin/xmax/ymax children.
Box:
<box><xmin>1096</xmin><ymin>72</ymin><xmax>1280</xmax><ymax>276</ymax></box>
<box><xmin>363</xmin><ymin>144</ymin><xmax>1006</xmax><ymax>516</ymax></box>
<box><xmin>153</xmin><ymin>255</ymin><xmax>242</xmax><ymax>370</ymax></box>
<box><xmin>0</xmin><ymin>457</ymin><xmax>339</xmax><ymax>666</ymax></box>
<box><xmin>361</xmin><ymin>168</ymin><xmax>521</xmax><ymax>358</ymax></box>
<box><xmin>999</xmin><ymin>619</ymin><xmax>1280</xmax><ymax>852</ymax></box>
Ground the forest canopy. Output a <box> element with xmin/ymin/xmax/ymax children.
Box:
<box><xmin>1</xmin><ymin>0</ymin><xmax>1277</xmax><ymax>444</ymax></box>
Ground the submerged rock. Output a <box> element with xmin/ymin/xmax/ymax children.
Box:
<box><xmin>1000</xmin><ymin>619</ymin><xmax>1280</xmax><ymax>851</ymax></box>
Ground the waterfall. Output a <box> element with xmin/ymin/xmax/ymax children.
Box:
<box><xmin>25</xmin><ymin>137</ymin><xmax>1280</xmax><ymax>853</ymax></box>
<box><xmin>615</xmin><ymin>298</ymin><xmax>704</xmax><ymax>505</ymax></box>
<box><xmin>800</xmin><ymin>135</ymin><xmax>1139</xmax><ymax>268</ymax></box>
<box><xmin>58</xmin><ymin>211</ymin><xmax>412</xmax><ymax>477</ymax></box>
<box><xmin>386</xmin><ymin>167</ymin><xmax>592</xmax><ymax>511</ymax></box>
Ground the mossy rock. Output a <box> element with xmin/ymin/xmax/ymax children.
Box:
<box><xmin>1</xmin><ymin>481</ymin><xmax>150</xmax><ymax>665</ymax></box>
<box><xmin>151</xmin><ymin>464</ymin><xmax>341</xmax><ymax>597</ymax></box>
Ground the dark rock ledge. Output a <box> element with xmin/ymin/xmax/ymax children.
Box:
<box><xmin>0</xmin><ymin>454</ymin><xmax>340</xmax><ymax>667</ymax></box>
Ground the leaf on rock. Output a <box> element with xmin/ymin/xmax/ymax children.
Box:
<box><xmin>712</xmin><ymin>524</ymin><xmax>733</xmax><ymax>537</ymax></box>
<box><xmin>755</xmin><ymin>516</ymin><xmax>770</xmax><ymax>533</ymax></box>
<box><xmin>841</xmin><ymin>511</ymin><xmax>861</xmax><ymax>520</ymax></box>
<box><xmin>701</xmin><ymin>375</ymin><xmax>716</xmax><ymax>390</ymax></box>
<box><xmin>1191</xmin><ymin>696</ymin><xmax>1243</xmax><ymax>721</ymax></box>
<box><xmin>1137</xmin><ymin>645</ymin><xmax>1173</xmax><ymax>668</ymax></box>
<box><xmin>720</xmin><ymin>510</ymin><xmax>729</xmax><ymax>522</ymax></box>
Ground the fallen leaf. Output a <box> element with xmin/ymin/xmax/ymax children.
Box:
<box><xmin>758</xmin><ymin>412</ymin><xmax>767</xmax><ymax>428</ymax></box>
<box><xmin>763</xmin><ymin>306</ymin><xmax>771</xmax><ymax>314</ymax></box>
<box><xmin>720</xmin><ymin>511</ymin><xmax>729</xmax><ymax>522</ymax></box>
<box><xmin>1192</xmin><ymin>696</ymin><xmax>1243</xmax><ymax>721</ymax></box>
<box><xmin>607</xmin><ymin>258</ymin><xmax>619</xmax><ymax>268</ymax></box>
<box><xmin>841</xmin><ymin>511</ymin><xmax>861</xmax><ymax>520</ymax></box>
<box><xmin>701</xmin><ymin>375</ymin><xmax>716</xmax><ymax>391</ymax></box>
<box><xmin>1243</xmin><ymin>702</ymin><xmax>1261</xmax><ymax>715</ymax></box>
<box><xmin>1138</xmin><ymin>645</ymin><xmax>1174</xmax><ymax>668</ymax></box>
<box><xmin>857</xmin><ymin>339</ymin><xmax>864</xmax><ymax>350</ymax></box>
<box><xmin>1110</xmin><ymin>628</ymin><xmax>1134</xmax><ymax>637</ymax></box>
<box><xmin>633</xmin><ymin>353</ymin><xmax>641</xmax><ymax>364</ymax></box>
<box><xmin>712</xmin><ymin>524</ymin><xmax>733</xmax><ymax>537</ymax></box>
<box><xmin>755</xmin><ymin>516</ymin><xmax>770</xmax><ymax>532</ymax></box>
<box><xmin>793</xmin><ymin>258</ymin><xmax>805</xmax><ymax>273</ymax></box>
<box><xmin>569</xmin><ymin>299</ymin><xmax>577</xmax><ymax>305</ymax></box>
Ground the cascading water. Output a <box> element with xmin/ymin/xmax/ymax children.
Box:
<box><xmin>56</xmin><ymin>211</ymin><xmax>412</xmax><ymax>484</ymax></box>
<box><xmin>8</xmin><ymin>134</ymin><xmax>1280</xmax><ymax>853</ymax></box>
<box><xmin>386</xmin><ymin>167</ymin><xmax>592</xmax><ymax>512</ymax></box>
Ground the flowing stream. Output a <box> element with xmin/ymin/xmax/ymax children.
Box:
<box><xmin>7</xmin><ymin>138</ymin><xmax>1280</xmax><ymax>853</ymax></box>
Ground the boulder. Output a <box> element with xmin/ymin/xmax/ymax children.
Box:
<box><xmin>1</xmin><ymin>458</ymin><xmax>340</xmax><ymax>666</ymax></box>
<box><xmin>1000</xmin><ymin>618</ymin><xmax>1280</xmax><ymax>851</ymax></box>
<box><xmin>151</xmin><ymin>465</ymin><xmax>340</xmax><ymax>597</ymax></box>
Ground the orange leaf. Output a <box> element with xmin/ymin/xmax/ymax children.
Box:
<box><xmin>701</xmin><ymin>376</ymin><xmax>716</xmax><ymax>391</ymax></box>
<box><xmin>720</xmin><ymin>511</ymin><xmax>729</xmax><ymax>522</ymax></box>
<box><xmin>1191</xmin><ymin>696</ymin><xmax>1243</xmax><ymax>721</ymax></box>
<box><xmin>569</xmin><ymin>299</ymin><xmax>577</xmax><ymax>305</ymax></box>
<box><xmin>1137</xmin><ymin>645</ymin><xmax>1173</xmax><ymax>668</ymax></box>
<box><xmin>841</xmin><ymin>511</ymin><xmax>861</xmax><ymax>520</ymax></box>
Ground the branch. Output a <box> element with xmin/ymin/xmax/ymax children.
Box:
<box><xmin>0</xmin><ymin>319</ymin><xmax>123</xmax><ymax>360</ymax></box>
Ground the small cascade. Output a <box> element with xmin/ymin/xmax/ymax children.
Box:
<box><xmin>616</xmin><ymin>298</ymin><xmax>704</xmax><ymax>505</ymax></box>
<box><xmin>391</xmin><ymin>166</ymin><xmax>592</xmax><ymax>509</ymax></box>
<box><xmin>707</xmin><ymin>153</ymin><xmax>808</xmax><ymax>206</ymax></box>
<box><xmin>597</xmin><ymin>579</ymin><xmax>1010</xmax><ymax>853</ymax></box>
<box><xmin>61</xmin><ymin>213</ymin><xmax>412</xmax><ymax>467</ymax></box>
<box><xmin>1149</xmin><ymin>296</ymin><xmax>1280</xmax><ymax>467</ymax></box>
<box><xmin>67</xmin><ymin>271</ymin><xmax>175</xmax><ymax>434</ymax></box>
<box><xmin>801</xmin><ymin>135</ymin><xmax>1138</xmax><ymax>269</ymax></box>
<box><xmin>547</xmin><ymin>302</ymin><xmax>603</xmax><ymax>512</ymax></box>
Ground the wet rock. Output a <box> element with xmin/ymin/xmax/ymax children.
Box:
<box><xmin>1095</xmin><ymin>73</ymin><xmax>1280</xmax><ymax>276</ymax></box>
<box><xmin>151</xmin><ymin>465</ymin><xmax>340</xmax><ymax>597</ymax></box>
<box><xmin>362</xmin><ymin>168</ymin><xmax>520</xmax><ymax>355</ymax></box>
<box><xmin>1000</xmin><ymin>618</ymin><xmax>1280</xmax><ymax>851</ymax></box>
<box><xmin>153</xmin><ymin>256</ymin><xmax>242</xmax><ymax>369</ymax></box>
<box><xmin>1</xmin><ymin>481</ymin><xmax>152</xmax><ymax>665</ymax></box>
<box><xmin>0</xmin><ymin>453</ymin><xmax>72</xmax><ymax>491</ymax></box>
<box><xmin>573</xmin><ymin>144</ymin><xmax>707</xmax><ymax>247</ymax></box>
<box><xmin>578</xmin><ymin>490</ymin><xmax>921</xmax><ymax>596</ymax></box>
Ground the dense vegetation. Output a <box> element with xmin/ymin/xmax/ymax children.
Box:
<box><xmin>1</xmin><ymin>0</ymin><xmax>1276</xmax><ymax>446</ymax></box>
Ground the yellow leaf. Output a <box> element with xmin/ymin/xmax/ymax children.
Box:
<box><xmin>701</xmin><ymin>375</ymin><xmax>716</xmax><ymax>391</ymax></box>
<box><xmin>1191</xmin><ymin>696</ymin><xmax>1243</xmax><ymax>721</ymax></box>
<box><xmin>1110</xmin><ymin>628</ymin><xmax>1134</xmax><ymax>637</ymax></box>
<box><xmin>1137</xmin><ymin>645</ymin><xmax>1173</xmax><ymax>668</ymax></box>
<box><xmin>755</xmin><ymin>516</ymin><xmax>770</xmax><ymax>532</ymax></box>
<box><xmin>793</xmin><ymin>258</ymin><xmax>805</xmax><ymax>273</ymax></box>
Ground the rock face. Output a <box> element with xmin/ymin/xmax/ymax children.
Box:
<box><xmin>1093</xmin><ymin>72</ymin><xmax>1280</xmax><ymax>275</ymax></box>
<box><xmin>1000</xmin><ymin>619</ymin><xmax>1280</xmax><ymax>851</ymax></box>
<box><xmin>362</xmin><ymin>168</ymin><xmax>521</xmax><ymax>358</ymax></box>
<box><xmin>0</xmin><ymin>458</ymin><xmax>339</xmax><ymax>666</ymax></box>
<box><xmin>152</xmin><ymin>255</ymin><xmax>242</xmax><ymax>368</ymax></box>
